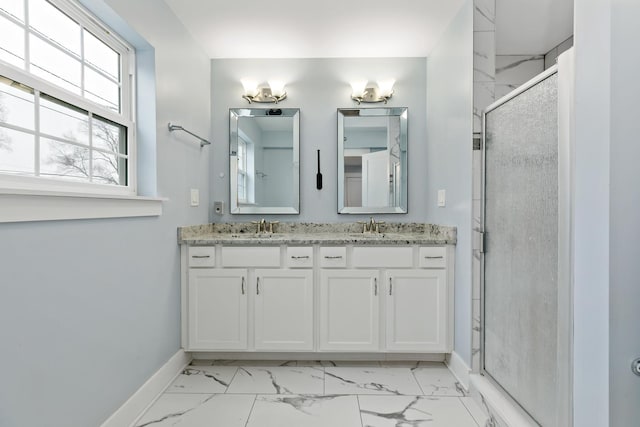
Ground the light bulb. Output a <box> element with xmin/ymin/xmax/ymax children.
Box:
<box><xmin>268</xmin><ymin>80</ymin><xmax>286</xmax><ymax>97</ymax></box>
<box><xmin>377</xmin><ymin>79</ymin><xmax>395</xmax><ymax>97</ymax></box>
<box><xmin>241</xmin><ymin>79</ymin><xmax>259</xmax><ymax>96</ymax></box>
<box><xmin>350</xmin><ymin>81</ymin><xmax>367</xmax><ymax>97</ymax></box>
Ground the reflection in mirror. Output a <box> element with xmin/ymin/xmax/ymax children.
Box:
<box><xmin>338</xmin><ymin>107</ymin><xmax>408</xmax><ymax>214</ymax></box>
<box><xmin>230</xmin><ymin>108</ymin><xmax>300</xmax><ymax>214</ymax></box>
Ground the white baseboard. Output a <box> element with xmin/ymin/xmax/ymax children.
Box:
<box><xmin>470</xmin><ymin>374</ymin><xmax>538</xmax><ymax>427</ymax></box>
<box><xmin>100</xmin><ymin>349</ymin><xmax>192</xmax><ymax>427</ymax></box>
<box><xmin>190</xmin><ymin>352</ymin><xmax>446</xmax><ymax>362</ymax></box>
<box><xmin>445</xmin><ymin>351</ymin><xmax>471</xmax><ymax>391</ymax></box>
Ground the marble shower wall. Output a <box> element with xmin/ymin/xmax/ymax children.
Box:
<box><xmin>495</xmin><ymin>55</ymin><xmax>545</xmax><ymax>99</ymax></box>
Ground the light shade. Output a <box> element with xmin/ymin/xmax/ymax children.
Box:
<box><xmin>241</xmin><ymin>79</ymin><xmax>259</xmax><ymax>96</ymax></box>
<box><xmin>350</xmin><ymin>81</ymin><xmax>367</xmax><ymax>97</ymax></box>
<box><xmin>377</xmin><ymin>79</ymin><xmax>395</xmax><ymax>97</ymax></box>
<box><xmin>268</xmin><ymin>80</ymin><xmax>286</xmax><ymax>97</ymax></box>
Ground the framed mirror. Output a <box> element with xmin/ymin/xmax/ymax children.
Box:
<box><xmin>338</xmin><ymin>107</ymin><xmax>408</xmax><ymax>214</ymax></box>
<box><xmin>230</xmin><ymin>108</ymin><xmax>300</xmax><ymax>214</ymax></box>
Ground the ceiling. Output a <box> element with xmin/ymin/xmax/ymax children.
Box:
<box><xmin>496</xmin><ymin>0</ymin><xmax>573</xmax><ymax>55</ymax></box>
<box><xmin>164</xmin><ymin>0</ymin><xmax>467</xmax><ymax>58</ymax></box>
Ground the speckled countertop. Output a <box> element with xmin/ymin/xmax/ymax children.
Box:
<box><xmin>178</xmin><ymin>222</ymin><xmax>456</xmax><ymax>245</ymax></box>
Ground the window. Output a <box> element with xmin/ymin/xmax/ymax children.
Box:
<box><xmin>0</xmin><ymin>0</ymin><xmax>135</xmax><ymax>195</ymax></box>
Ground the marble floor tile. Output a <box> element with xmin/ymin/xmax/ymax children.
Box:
<box><xmin>226</xmin><ymin>366</ymin><xmax>324</xmax><ymax>394</ymax></box>
<box><xmin>324</xmin><ymin>367</ymin><xmax>423</xmax><ymax>395</ymax></box>
<box><xmin>460</xmin><ymin>396</ymin><xmax>490</xmax><ymax>426</ymax></box>
<box><xmin>358</xmin><ymin>395</ymin><xmax>480</xmax><ymax>427</ymax></box>
<box><xmin>379</xmin><ymin>361</ymin><xmax>439</xmax><ymax>368</ymax></box>
<box><xmin>412</xmin><ymin>364</ymin><xmax>465</xmax><ymax>396</ymax></box>
<box><xmin>166</xmin><ymin>365</ymin><xmax>238</xmax><ymax>394</ymax></box>
<box><xmin>134</xmin><ymin>394</ymin><xmax>255</xmax><ymax>427</ymax></box>
<box><xmin>246</xmin><ymin>394</ymin><xmax>362</xmax><ymax>427</ymax></box>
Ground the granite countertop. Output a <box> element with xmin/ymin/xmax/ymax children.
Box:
<box><xmin>178</xmin><ymin>222</ymin><xmax>457</xmax><ymax>245</ymax></box>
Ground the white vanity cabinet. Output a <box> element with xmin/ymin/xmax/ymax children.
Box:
<box><xmin>254</xmin><ymin>269</ymin><xmax>314</xmax><ymax>351</ymax></box>
<box><xmin>188</xmin><ymin>268</ymin><xmax>248</xmax><ymax>351</ymax></box>
<box><xmin>319</xmin><ymin>269</ymin><xmax>379</xmax><ymax>351</ymax></box>
<box><xmin>385</xmin><ymin>269</ymin><xmax>448</xmax><ymax>352</ymax></box>
<box><xmin>182</xmin><ymin>242</ymin><xmax>454</xmax><ymax>355</ymax></box>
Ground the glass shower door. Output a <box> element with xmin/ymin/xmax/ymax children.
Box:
<box><xmin>482</xmin><ymin>71</ymin><xmax>560</xmax><ymax>426</ymax></box>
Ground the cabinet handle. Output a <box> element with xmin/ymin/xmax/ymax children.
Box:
<box><xmin>191</xmin><ymin>255</ymin><xmax>210</xmax><ymax>259</ymax></box>
<box><xmin>324</xmin><ymin>255</ymin><xmax>343</xmax><ymax>259</ymax></box>
<box><xmin>424</xmin><ymin>256</ymin><xmax>444</xmax><ymax>259</ymax></box>
<box><xmin>241</xmin><ymin>277</ymin><xmax>245</xmax><ymax>295</ymax></box>
<box><xmin>389</xmin><ymin>277</ymin><xmax>393</xmax><ymax>295</ymax></box>
<box><xmin>291</xmin><ymin>255</ymin><xmax>310</xmax><ymax>259</ymax></box>
<box><xmin>256</xmin><ymin>277</ymin><xmax>260</xmax><ymax>295</ymax></box>
<box><xmin>374</xmin><ymin>278</ymin><xmax>378</xmax><ymax>296</ymax></box>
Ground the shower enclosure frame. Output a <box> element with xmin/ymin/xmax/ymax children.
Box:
<box><xmin>479</xmin><ymin>50</ymin><xmax>574</xmax><ymax>426</ymax></box>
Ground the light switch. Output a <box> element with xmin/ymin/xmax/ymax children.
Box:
<box><xmin>190</xmin><ymin>189</ymin><xmax>199</xmax><ymax>207</ymax></box>
<box><xmin>437</xmin><ymin>189</ymin><xmax>446</xmax><ymax>207</ymax></box>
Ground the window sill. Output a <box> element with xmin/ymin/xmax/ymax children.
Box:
<box><xmin>0</xmin><ymin>189</ymin><xmax>166</xmax><ymax>223</ymax></box>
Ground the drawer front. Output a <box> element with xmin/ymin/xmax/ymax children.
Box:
<box><xmin>419</xmin><ymin>246</ymin><xmax>447</xmax><ymax>268</ymax></box>
<box><xmin>352</xmin><ymin>246</ymin><xmax>413</xmax><ymax>268</ymax></box>
<box><xmin>221</xmin><ymin>246</ymin><xmax>280</xmax><ymax>267</ymax></box>
<box><xmin>320</xmin><ymin>247</ymin><xmax>347</xmax><ymax>268</ymax></box>
<box><xmin>286</xmin><ymin>246</ymin><xmax>314</xmax><ymax>268</ymax></box>
<box><xmin>188</xmin><ymin>246</ymin><xmax>216</xmax><ymax>267</ymax></box>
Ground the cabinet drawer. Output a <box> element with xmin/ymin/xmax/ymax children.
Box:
<box><xmin>352</xmin><ymin>246</ymin><xmax>413</xmax><ymax>268</ymax></box>
<box><xmin>188</xmin><ymin>246</ymin><xmax>216</xmax><ymax>267</ymax></box>
<box><xmin>286</xmin><ymin>247</ymin><xmax>313</xmax><ymax>268</ymax></box>
<box><xmin>221</xmin><ymin>246</ymin><xmax>280</xmax><ymax>267</ymax></box>
<box><xmin>320</xmin><ymin>247</ymin><xmax>347</xmax><ymax>268</ymax></box>
<box><xmin>419</xmin><ymin>247</ymin><xmax>447</xmax><ymax>268</ymax></box>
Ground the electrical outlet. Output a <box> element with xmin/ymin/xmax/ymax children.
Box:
<box><xmin>190</xmin><ymin>189</ymin><xmax>199</xmax><ymax>207</ymax></box>
<box><xmin>214</xmin><ymin>201</ymin><xmax>224</xmax><ymax>215</ymax></box>
<box><xmin>437</xmin><ymin>189</ymin><xmax>446</xmax><ymax>207</ymax></box>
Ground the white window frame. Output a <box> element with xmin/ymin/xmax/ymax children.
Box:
<box><xmin>0</xmin><ymin>0</ymin><xmax>163</xmax><ymax>222</ymax></box>
<box><xmin>237</xmin><ymin>137</ymin><xmax>248</xmax><ymax>203</ymax></box>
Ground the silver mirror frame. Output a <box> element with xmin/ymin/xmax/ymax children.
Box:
<box><xmin>337</xmin><ymin>107</ymin><xmax>408</xmax><ymax>214</ymax></box>
<box><xmin>229</xmin><ymin>108</ymin><xmax>300</xmax><ymax>214</ymax></box>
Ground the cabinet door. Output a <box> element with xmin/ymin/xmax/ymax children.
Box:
<box><xmin>320</xmin><ymin>270</ymin><xmax>379</xmax><ymax>351</ymax></box>
<box><xmin>188</xmin><ymin>269</ymin><xmax>248</xmax><ymax>351</ymax></box>
<box><xmin>254</xmin><ymin>269</ymin><xmax>314</xmax><ymax>351</ymax></box>
<box><xmin>385</xmin><ymin>269</ymin><xmax>448</xmax><ymax>352</ymax></box>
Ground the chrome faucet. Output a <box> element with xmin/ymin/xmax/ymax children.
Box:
<box><xmin>251</xmin><ymin>218</ymin><xmax>267</xmax><ymax>233</ymax></box>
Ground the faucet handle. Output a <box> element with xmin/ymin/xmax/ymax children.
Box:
<box><xmin>357</xmin><ymin>221</ymin><xmax>368</xmax><ymax>233</ymax></box>
<box><xmin>251</xmin><ymin>220</ymin><xmax>261</xmax><ymax>233</ymax></box>
<box><xmin>269</xmin><ymin>221</ymin><xmax>280</xmax><ymax>234</ymax></box>
<box><xmin>375</xmin><ymin>221</ymin><xmax>385</xmax><ymax>233</ymax></box>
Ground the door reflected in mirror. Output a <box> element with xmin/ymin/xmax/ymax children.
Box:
<box><xmin>338</xmin><ymin>107</ymin><xmax>408</xmax><ymax>214</ymax></box>
<box><xmin>230</xmin><ymin>108</ymin><xmax>300</xmax><ymax>214</ymax></box>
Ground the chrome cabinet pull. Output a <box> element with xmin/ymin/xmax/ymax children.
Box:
<box><xmin>291</xmin><ymin>255</ymin><xmax>310</xmax><ymax>259</ymax></box>
<box><xmin>374</xmin><ymin>278</ymin><xmax>378</xmax><ymax>296</ymax></box>
<box><xmin>424</xmin><ymin>256</ymin><xmax>444</xmax><ymax>259</ymax></box>
<box><xmin>324</xmin><ymin>255</ymin><xmax>343</xmax><ymax>259</ymax></box>
<box><xmin>256</xmin><ymin>277</ymin><xmax>260</xmax><ymax>295</ymax></box>
<box><xmin>191</xmin><ymin>255</ymin><xmax>210</xmax><ymax>258</ymax></box>
<box><xmin>241</xmin><ymin>277</ymin><xmax>245</xmax><ymax>295</ymax></box>
<box><xmin>389</xmin><ymin>277</ymin><xmax>393</xmax><ymax>295</ymax></box>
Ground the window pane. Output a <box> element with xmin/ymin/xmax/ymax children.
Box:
<box><xmin>40</xmin><ymin>94</ymin><xmax>88</xmax><ymax>144</ymax></box>
<box><xmin>0</xmin><ymin>78</ymin><xmax>35</xmax><ymax>130</ymax></box>
<box><xmin>0</xmin><ymin>14</ymin><xmax>25</xmax><ymax>68</ymax></box>
<box><xmin>92</xmin><ymin>150</ymin><xmax>124</xmax><ymax>185</ymax></box>
<box><xmin>0</xmin><ymin>127</ymin><xmax>34</xmax><ymax>175</ymax></box>
<box><xmin>92</xmin><ymin>115</ymin><xmax>125</xmax><ymax>154</ymax></box>
<box><xmin>40</xmin><ymin>138</ymin><xmax>89</xmax><ymax>182</ymax></box>
<box><xmin>30</xmin><ymin>35</ymin><xmax>81</xmax><ymax>94</ymax></box>
<box><xmin>84</xmin><ymin>66</ymin><xmax>119</xmax><ymax>111</ymax></box>
<box><xmin>0</xmin><ymin>0</ymin><xmax>25</xmax><ymax>22</ymax></box>
<box><xmin>29</xmin><ymin>0</ymin><xmax>80</xmax><ymax>55</ymax></box>
<box><xmin>83</xmin><ymin>29</ymin><xmax>119</xmax><ymax>81</ymax></box>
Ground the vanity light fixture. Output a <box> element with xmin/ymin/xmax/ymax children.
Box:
<box><xmin>351</xmin><ymin>80</ymin><xmax>395</xmax><ymax>104</ymax></box>
<box><xmin>241</xmin><ymin>79</ymin><xmax>287</xmax><ymax>104</ymax></box>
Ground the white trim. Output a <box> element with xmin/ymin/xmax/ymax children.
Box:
<box><xmin>100</xmin><ymin>349</ymin><xmax>192</xmax><ymax>427</ymax></box>
<box><xmin>470</xmin><ymin>373</ymin><xmax>538</xmax><ymax>427</ymax></box>
<box><xmin>445</xmin><ymin>351</ymin><xmax>470</xmax><ymax>391</ymax></box>
<box><xmin>189</xmin><ymin>352</ymin><xmax>446</xmax><ymax>362</ymax></box>
<box><xmin>0</xmin><ymin>188</ymin><xmax>165</xmax><ymax>222</ymax></box>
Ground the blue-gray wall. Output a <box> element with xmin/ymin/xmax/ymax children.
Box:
<box><xmin>0</xmin><ymin>1</ymin><xmax>211</xmax><ymax>425</ymax></box>
<box><xmin>426</xmin><ymin>1</ymin><xmax>474</xmax><ymax>365</ymax></box>
<box><xmin>210</xmin><ymin>57</ymin><xmax>427</xmax><ymax>222</ymax></box>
